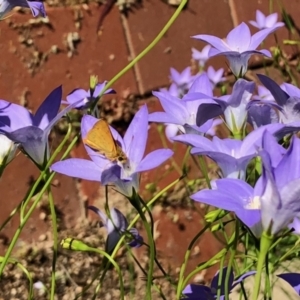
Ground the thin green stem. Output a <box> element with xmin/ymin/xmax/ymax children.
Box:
<box><xmin>48</xmin><ymin>187</ymin><xmax>58</xmax><ymax>300</ymax></box>
<box><xmin>252</xmin><ymin>232</ymin><xmax>273</xmax><ymax>300</ymax></box>
<box><xmin>92</xmin><ymin>0</ymin><xmax>188</xmax><ymax>111</ymax></box>
<box><xmin>0</xmin><ymin>124</ymin><xmax>73</xmax><ymax>276</ymax></box>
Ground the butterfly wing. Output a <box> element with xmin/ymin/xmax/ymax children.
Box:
<box><xmin>83</xmin><ymin>119</ymin><xmax>118</xmax><ymax>160</ymax></box>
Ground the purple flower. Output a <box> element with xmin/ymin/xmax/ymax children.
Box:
<box><xmin>0</xmin><ymin>86</ymin><xmax>74</xmax><ymax>167</ymax></box>
<box><xmin>169</xmin><ymin>67</ymin><xmax>195</xmax><ymax>97</ymax></box>
<box><xmin>182</xmin><ymin>267</ymin><xmax>255</xmax><ymax>299</ymax></box>
<box><xmin>0</xmin><ymin>0</ymin><xmax>46</xmax><ymax>19</ymax></box>
<box><xmin>51</xmin><ymin>105</ymin><xmax>173</xmax><ymax>197</ymax></box>
<box><xmin>255</xmin><ymin>74</ymin><xmax>300</xmax><ymax>138</ymax></box>
<box><xmin>192</xmin><ymin>177</ymin><xmax>263</xmax><ymax>237</ymax></box>
<box><xmin>191</xmin><ymin>130</ymin><xmax>287</xmax><ymax>237</ymax></box>
<box><xmin>193</xmin><ymin>22</ymin><xmax>280</xmax><ymax>77</ymax></box>
<box><xmin>206</xmin><ymin>66</ymin><xmax>225</xmax><ymax>88</ymax></box>
<box><xmin>193</xmin><ymin>78</ymin><xmax>255</xmax><ymax>134</ymax></box>
<box><xmin>173</xmin><ymin>132</ymin><xmax>259</xmax><ymax>180</ymax></box>
<box><xmin>249</xmin><ymin>10</ymin><xmax>284</xmax><ymax>30</ymax></box>
<box><xmin>149</xmin><ymin>73</ymin><xmax>217</xmax><ymax>141</ymax></box>
<box><xmin>191</xmin><ymin>45</ymin><xmax>211</xmax><ymax>68</ymax></box>
<box><xmin>277</xmin><ymin>273</ymin><xmax>300</xmax><ymax>296</ymax></box>
<box><xmin>88</xmin><ymin>206</ymin><xmax>143</xmax><ymax>253</ymax></box>
<box><xmin>259</xmin><ymin>134</ymin><xmax>300</xmax><ymax>235</ymax></box>
<box><xmin>65</xmin><ymin>82</ymin><xmax>115</xmax><ymax>109</ymax></box>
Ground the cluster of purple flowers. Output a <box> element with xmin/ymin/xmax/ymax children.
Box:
<box><xmin>1</xmin><ymin>3</ymin><xmax>300</xmax><ymax>298</ymax></box>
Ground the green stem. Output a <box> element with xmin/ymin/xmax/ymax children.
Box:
<box><xmin>0</xmin><ymin>125</ymin><xmax>74</xmax><ymax>276</ymax></box>
<box><xmin>48</xmin><ymin>187</ymin><xmax>58</xmax><ymax>300</ymax></box>
<box><xmin>91</xmin><ymin>0</ymin><xmax>188</xmax><ymax>111</ymax></box>
<box><xmin>176</xmin><ymin>222</ymin><xmax>212</xmax><ymax>299</ymax></box>
<box><xmin>76</xmin><ymin>176</ymin><xmax>184</xmax><ymax>299</ymax></box>
<box><xmin>252</xmin><ymin>232</ymin><xmax>273</xmax><ymax>300</ymax></box>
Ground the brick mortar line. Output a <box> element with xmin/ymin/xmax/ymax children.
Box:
<box><xmin>228</xmin><ymin>0</ymin><xmax>239</xmax><ymax>28</ymax></box>
<box><xmin>120</xmin><ymin>14</ymin><xmax>144</xmax><ymax>95</ymax></box>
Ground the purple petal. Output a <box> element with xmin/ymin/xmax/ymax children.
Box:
<box><xmin>211</xmin><ymin>267</ymin><xmax>234</xmax><ymax>294</ymax></box>
<box><xmin>93</xmin><ymin>82</ymin><xmax>115</xmax><ymax>97</ymax></box>
<box><xmin>196</xmin><ymin>100</ymin><xmax>225</xmax><ymax>127</ymax></box>
<box><xmin>232</xmin><ymin>271</ymin><xmax>256</xmax><ymax>289</ymax></box>
<box><xmin>0</xmin><ymin>100</ymin><xmax>33</xmax><ymax>130</ymax></box>
<box><xmin>188</xmin><ymin>73</ymin><xmax>213</xmax><ymax>96</ymax></box>
<box><xmin>124</xmin><ymin>105</ymin><xmax>148</xmax><ymax>166</ymax></box>
<box><xmin>51</xmin><ymin>158</ymin><xmax>101</xmax><ymax>182</ymax></box>
<box><xmin>256</xmin><ymin>10</ymin><xmax>266</xmax><ymax>28</ymax></box>
<box><xmin>66</xmin><ymin>88</ymin><xmax>89</xmax><ymax>106</ymax></box>
<box><xmin>27</xmin><ymin>1</ymin><xmax>46</xmax><ymax>17</ymax></box>
<box><xmin>256</xmin><ymin>74</ymin><xmax>289</xmax><ymax>106</ymax></box>
<box><xmin>34</xmin><ymin>86</ymin><xmax>62</xmax><ymax>129</ymax></box>
<box><xmin>274</xmin><ymin>136</ymin><xmax>300</xmax><ymax>186</ymax></box>
<box><xmin>173</xmin><ymin>134</ymin><xmax>213</xmax><ymax>149</ymax></box>
<box><xmin>136</xmin><ymin>149</ymin><xmax>173</xmax><ymax>173</ymax></box>
<box><xmin>148</xmin><ymin>112</ymin><xmax>181</xmax><ymax>124</ymax></box>
<box><xmin>128</xmin><ymin>228</ymin><xmax>143</xmax><ymax>248</ymax></box>
<box><xmin>7</xmin><ymin>126</ymin><xmax>47</xmax><ymax>166</ymax></box>
<box><xmin>88</xmin><ymin>206</ymin><xmax>107</xmax><ymax>224</ymax></box>
<box><xmin>152</xmin><ymin>91</ymin><xmax>188</xmax><ymax>124</ymax></box>
<box><xmin>277</xmin><ymin>273</ymin><xmax>300</xmax><ymax>295</ymax></box>
<box><xmin>101</xmin><ymin>165</ymin><xmax>121</xmax><ymax>185</ymax></box>
<box><xmin>226</xmin><ymin>23</ymin><xmax>251</xmax><ymax>52</ymax></box>
<box><xmin>182</xmin><ymin>284</ymin><xmax>213</xmax><ymax>300</ymax></box>
<box><xmin>192</xmin><ymin>34</ymin><xmax>229</xmax><ymax>52</ymax></box>
<box><xmin>250</xmin><ymin>27</ymin><xmax>279</xmax><ymax>49</ymax></box>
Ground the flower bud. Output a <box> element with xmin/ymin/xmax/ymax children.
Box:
<box><xmin>0</xmin><ymin>135</ymin><xmax>17</xmax><ymax>166</ymax></box>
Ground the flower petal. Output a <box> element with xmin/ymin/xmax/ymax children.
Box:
<box><xmin>0</xmin><ymin>100</ymin><xmax>33</xmax><ymax>130</ymax></box>
<box><xmin>136</xmin><ymin>149</ymin><xmax>173</xmax><ymax>173</ymax></box>
<box><xmin>34</xmin><ymin>86</ymin><xmax>62</xmax><ymax>129</ymax></box>
<box><xmin>124</xmin><ymin>105</ymin><xmax>148</xmax><ymax>166</ymax></box>
<box><xmin>7</xmin><ymin>126</ymin><xmax>47</xmax><ymax>166</ymax></box>
<box><xmin>51</xmin><ymin>158</ymin><xmax>101</xmax><ymax>182</ymax></box>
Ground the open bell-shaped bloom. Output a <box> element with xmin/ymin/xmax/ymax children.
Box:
<box><xmin>88</xmin><ymin>206</ymin><xmax>143</xmax><ymax>253</ymax></box>
<box><xmin>0</xmin><ymin>86</ymin><xmax>75</xmax><ymax>167</ymax></box>
<box><xmin>249</xmin><ymin>10</ymin><xmax>284</xmax><ymax>30</ymax></box>
<box><xmin>65</xmin><ymin>81</ymin><xmax>115</xmax><ymax>109</ymax></box>
<box><xmin>169</xmin><ymin>67</ymin><xmax>195</xmax><ymax>97</ymax></box>
<box><xmin>0</xmin><ymin>0</ymin><xmax>46</xmax><ymax>19</ymax></box>
<box><xmin>191</xmin><ymin>45</ymin><xmax>211</xmax><ymax>68</ymax></box>
<box><xmin>149</xmin><ymin>73</ymin><xmax>218</xmax><ymax>141</ymax></box>
<box><xmin>206</xmin><ymin>66</ymin><xmax>225</xmax><ymax>88</ymax></box>
<box><xmin>173</xmin><ymin>131</ymin><xmax>263</xmax><ymax>180</ymax></box>
<box><xmin>193</xmin><ymin>22</ymin><xmax>281</xmax><ymax>77</ymax></box>
<box><xmin>259</xmin><ymin>134</ymin><xmax>300</xmax><ymax>235</ymax></box>
<box><xmin>182</xmin><ymin>267</ymin><xmax>255</xmax><ymax>300</ymax></box>
<box><xmin>193</xmin><ymin>78</ymin><xmax>255</xmax><ymax>135</ymax></box>
<box><xmin>51</xmin><ymin>105</ymin><xmax>173</xmax><ymax>197</ymax></box>
<box><xmin>191</xmin><ymin>130</ymin><xmax>287</xmax><ymax>237</ymax></box>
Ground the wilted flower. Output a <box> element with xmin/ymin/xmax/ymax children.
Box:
<box><xmin>88</xmin><ymin>206</ymin><xmax>143</xmax><ymax>253</ymax></box>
